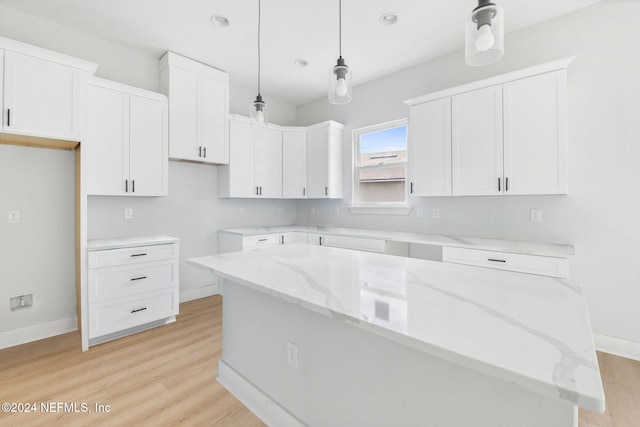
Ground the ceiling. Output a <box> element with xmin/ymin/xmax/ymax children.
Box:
<box><xmin>0</xmin><ymin>0</ymin><xmax>601</xmax><ymax>105</ymax></box>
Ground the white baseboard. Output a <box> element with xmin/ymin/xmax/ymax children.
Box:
<box><xmin>217</xmin><ymin>360</ymin><xmax>305</xmax><ymax>427</ymax></box>
<box><xmin>0</xmin><ymin>316</ymin><xmax>77</xmax><ymax>350</ymax></box>
<box><xmin>594</xmin><ymin>333</ymin><xmax>640</xmax><ymax>362</ymax></box>
<box><xmin>179</xmin><ymin>284</ymin><xmax>219</xmax><ymax>303</ymax></box>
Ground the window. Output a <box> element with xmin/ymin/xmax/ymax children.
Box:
<box><xmin>353</xmin><ymin>119</ymin><xmax>408</xmax><ymax>206</ymax></box>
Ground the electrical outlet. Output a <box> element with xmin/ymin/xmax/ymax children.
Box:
<box><xmin>530</xmin><ymin>209</ymin><xmax>543</xmax><ymax>223</ymax></box>
<box><xmin>239</xmin><ymin>207</ymin><xmax>245</xmax><ymax>216</ymax></box>
<box><xmin>286</xmin><ymin>341</ymin><xmax>298</xmax><ymax>368</ymax></box>
<box><xmin>7</xmin><ymin>210</ymin><xmax>20</xmax><ymax>224</ymax></box>
<box><xmin>432</xmin><ymin>208</ymin><xmax>440</xmax><ymax>219</ymax></box>
<box><xmin>124</xmin><ymin>209</ymin><xmax>133</xmax><ymax>219</ymax></box>
<box><xmin>416</xmin><ymin>208</ymin><xmax>423</xmax><ymax>218</ymax></box>
<box><xmin>10</xmin><ymin>294</ymin><xmax>33</xmax><ymax>311</ymax></box>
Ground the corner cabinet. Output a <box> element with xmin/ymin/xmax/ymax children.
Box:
<box><xmin>160</xmin><ymin>52</ymin><xmax>229</xmax><ymax>164</ymax></box>
<box><xmin>306</xmin><ymin>121</ymin><xmax>344</xmax><ymax>199</ymax></box>
<box><xmin>86</xmin><ymin>78</ymin><xmax>168</xmax><ymax>196</ymax></box>
<box><xmin>0</xmin><ymin>37</ymin><xmax>97</xmax><ymax>141</ymax></box>
<box><xmin>282</xmin><ymin>129</ymin><xmax>307</xmax><ymax>198</ymax></box>
<box><xmin>218</xmin><ymin>115</ymin><xmax>282</xmax><ymax>198</ymax></box>
<box><xmin>405</xmin><ymin>58</ymin><xmax>572</xmax><ymax>197</ymax></box>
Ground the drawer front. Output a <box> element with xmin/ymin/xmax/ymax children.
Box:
<box><xmin>89</xmin><ymin>290</ymin><xmax>178</xmax><ymax>339</ymax></box>
<box><xmin>88</xmin><ymin>261</ymin><xmax>178</xmax><ymax>303</ymax></box>
<box><xmin>442</xmin><ymin>247</ymin><xmax>569</xmax><ymax>278</ymax></box>
<box><xmin>89</xmin><ymin>243</ymin><xmax>178</xmax><ymax>269</ymax></box>
<box><xmin>322</xmin><ymin>235</ymin><xmax>387</xmax><ymax>254</ymax></box>
<box><xmin>242</xmin><ymin>234</ymin><xmax>279</xmax><ymax>250</ymax></box>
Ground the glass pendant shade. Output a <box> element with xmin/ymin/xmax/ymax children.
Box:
<box><xmin>465</xmin><ymin>2</ymin><xmax>504</xmax><ymax>66</ymax></box>
<box><xmin>329</xmin><ymin>56</ymin><xmax>352</xmax><ymax>104</ymax></box>
<box><xmin>250</xmin><ymin>94</ymin><xmax>268</xmax><ymax>125</ymax></box>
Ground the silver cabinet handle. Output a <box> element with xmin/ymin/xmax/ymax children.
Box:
<box><xmin>131</xmin><ymin>307</ymin><xmax>147</xmax><ymax>313</ymax></box>
<box><xmin>130</xmin><ymin>276</ymin><xmax>147</xmax><ymax>281</ymax></box>
<box><xmin>319</xmin><ymin>236</ymin><xmax>323</xmax><ymax>246</ymax></box>
<box><xmin>7</xmin><ymin>109</ymin><xmax>10</xmax><ymax>127</ymax></box>
<box><xmin>199</xmin><ymin>146</ymin><xmax>202</xmax><ymax>157</ymax></box>
<box><xmin>281</xmin><ymin>235</ymin><xmax>284</xmax><ymax>245</ymax></box>
<box><xmin>125</xmin><ymin>179</ymin><xmax>128</xmax><ymax>193</ymax></box>
<box><xmin>256</xmin><ymin>186</ymin><xmax>259</xmax><ymax>196</ymax></box>
<box><xmin>132</xmin><ymin>180</ymin><xmax>135</xmax><ymax>193</ymax></box>
<box><xmin>130</xmin><ymin>253</ymin><xmax>147</xmax><ymax>257</ymax></box>
<box><xmin>203</xmin><ymin>147</ymin><xmax>207</xmax><ymax>158</ymax></box>
<box><xmin>488</xmin><ymin>258</ymin><xmax>506</xmax><ymax>263</ymax></box>
<box><xmin>325</xmin><ymin>186</ymin><xmax>328</xmax><ymax>196</ymax></box>
<box><xmin>498</xmin><ymin>177</ymin><xmax>501</xmax><ymax>192</ymax></box>
<box><xmin>505</xmin><ymin>177</ymin><xmax>509</xmax><ymax>192</ymax></box>
<box><xmin>303</xmin><ymin>187</ymin><xmax>306</xmax><ymax>197</ymax></box>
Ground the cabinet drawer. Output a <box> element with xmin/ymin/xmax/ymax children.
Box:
<box><xmin>242</xmin><ymin>234</ymin><xmax>279</xmax><ymax>250</ymax></box>
<box><xmin>442</xmin><ymin>247</ymin><xmax>569</xmax><ymax>278</ymax></box>
<box><xmin>322</xmin><ymin>235</ymin><xmax>387</xmax><ymax>254</ymax></box>
<box><xmin>89</xmin><ymin>243</ymin><xmax>178</xmax><ymax>269</ymax></box>
<box><xmin>89</xmin><ymin>290</ymin><xmax>178</xmax><ymax>339</ymax></box>
<box><xmin>88</xmin><ymin>261</ymin><xmax>178</xmax><ymax>303</ymax></box>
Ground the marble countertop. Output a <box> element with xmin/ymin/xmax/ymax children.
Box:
<box><xmin>189</xmin><ymin>244</ymin><xmax>603</xmax><ymax>412</ymax></box>
<box><xmin>88</xmin><ymin>235</ymin><xmax>179</xmax><ymax>251</ymax></box>
<box><xmin>219</xmin><ymin>225</ymin><xmax>574</xmax><ymax>258</ymax></box>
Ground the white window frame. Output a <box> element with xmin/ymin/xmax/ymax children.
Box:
<box><xmin>350</xmin><ymin>119</ymin><xmax>412</xmax><ymax>215</ymax></box>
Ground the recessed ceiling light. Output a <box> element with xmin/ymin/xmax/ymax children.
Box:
<box><xmin>379</xmin><ymin>12</ymin><xmax>398</xmax><ymax>26</ymax></box>
<box><xmin>293</xmin><ymin>59</ymin><xmax>308</xmax><ymax>67</ymax></box>
<box><xmin>210</xmin><ymin>15</ymin><xmax>230</xmax><ymax>27</ymax></box>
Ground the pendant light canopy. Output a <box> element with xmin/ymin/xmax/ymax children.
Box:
<box><xmin>329</xmin><ymin>0</ymin><xmax>352</xmax><ymax>104</ymax></box>
<box><xmin>250</xmin><ymin>0</ymin><xmax>268</xmax><ymax>124</ymax></box>
<box><xmin>465</xmin><ymin>0</ymin><xmax>504</xmax><ymax>66</ymax></box>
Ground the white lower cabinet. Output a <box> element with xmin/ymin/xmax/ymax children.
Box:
<box><xmin>87</xmin><ymin>238</ymin><xmax>179</xmax><ymax>345</ymax></box>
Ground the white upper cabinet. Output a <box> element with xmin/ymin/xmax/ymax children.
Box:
<box><xmin>408</xmin><ymin>97</ymin><xmax>452</xmax><ymax>197</ymax></box>
<box><xmin>503</xmin><ymin>70</ymin><xmax>568</xmax><ymax>195</ymax></box>
<box><xmin>86</xmin><ymin>78</ymin><xmax>168</xmax><ymax>197</ymax></box>
<box><xmin>160</xmin><ymin>52</ymin><xmax>229</xmax><ymax>164</ymax></box>
<box><xmin>255</xmin><ymin>126</ymin><xmax>283</xmax><ymax>198</ymax></box>
<box><xmin>0</xmin><ymin>37</ymin><xmax>97</xmax><ymax>142</ymax></box>
<box><xmin>405</xmin><ymin>58</ymin><xmax>573</xmax><ymax>197</ymax></box>
<box><xmin>452</xmin><ymin>85</ymin><xmax>504</xmax><ymax>196</ymax></box>
<box><xmin>306</xmin><ymin>122</ymin><xmax>344</xmax><ymax>199</ymax></box>
<box><xmin>282</xmin><ymin>130</ymin><xmax>307</xmax><ymax>199</ymax></box>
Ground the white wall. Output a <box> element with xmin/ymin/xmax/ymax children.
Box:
<box><xmin>296</xmin><ymin>1</ymin><xmax>640</xmax><ymax>344</ymax></box>
<box><xmin>0</xmin><ymin>145</ymin><xmax>75</xmax><ymax>332</ymax></box>
<box><xmin>0</xmin><ymin>3</ymin><xmax>297</xmax><ymax>337</ymax></box>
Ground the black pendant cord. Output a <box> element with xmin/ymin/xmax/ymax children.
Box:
<box><xmin>257</xmin><ymin>0</ymin><xmax>261</xmax><ymax>96</ymax></box>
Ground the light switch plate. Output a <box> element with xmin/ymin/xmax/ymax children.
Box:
<box><xmin>8</xmin><ymin>210</ymin><xmax>20</xmax><ymax>224</ymax></box>
<box><xmin>432</xmin><ymin>208</ymin><xmax>440</xmax><ymax>219</ymax></box>
<box><xmin>530</xmin><ymin>209</ymin><xmax>543</xmax><ymax>223</ymax></box>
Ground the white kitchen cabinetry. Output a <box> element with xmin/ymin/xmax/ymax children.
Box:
<box><xmin>87</xmin><ymin>237</ymin><xmax>179</xmax><ymax>346</ymax></box>
<box><xmin>0</xmin><ymin>37</ymin><xmax>97</xmax><ymax>141</ymax></box>
<box><xmin>452</xmin><ymin>85</ymin><xmax>504</xmax><ymax>196</ymax></box>
<box><xmin>219</xmin><ymin>115</ymin><xmax>282</xmax><ymax>198</ymax></box>
<box><xmin>282</xmin><ymin>129</ymin><xmax>307</xmax><ymax>198</ymax></box>
<box><xmin>405</xmin><ymin>58</ymin><xmax>572</xmax><ymax>197</ymax></box>
<box><xmin>86</xmin><ymin>78</ymin><xmax>168</xmax><ymax>196</ymax></box>
<box><xmin>160</xmin><ymin>52</ymin><xmax>229</xmax><ymax>164</ymax></box>
<box><xmin>408</xmin><ymin>97</ymin><xmax>452</xmax><ymax>197</ymax></box>
<box><xmin>306</xmin><ymin>121</ymin><xmax>344</xmax><ymax>199</ymax></box>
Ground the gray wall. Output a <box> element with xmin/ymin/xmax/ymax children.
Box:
<box><xmin>296</xmin><ymin>1</ymin><xmax>640</xmax><ymax>344</ymax></box>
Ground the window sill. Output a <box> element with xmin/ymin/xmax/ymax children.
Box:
<box><xmin>347</xmin><ymin>205</ymin><xmax>413</xmax><ymax>216</ymax></box>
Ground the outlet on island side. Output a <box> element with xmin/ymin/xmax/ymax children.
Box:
<box><xmin>287</xmin><ymin>341</ymin><xmax>298</xmax><ymax>368</ymax></box>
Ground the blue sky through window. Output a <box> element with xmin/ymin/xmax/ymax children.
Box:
<box><xmin>360</xmin><ymin>126</ymin><xmax>407</xmax><ymax>154</ymax></box>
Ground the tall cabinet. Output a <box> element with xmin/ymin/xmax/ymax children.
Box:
<box><xmin>160</xmin><ymin>52</ymin><xmax>229</xmax><ymax>164</ymax></box>
<box><xmin>405</xmin><ymin>58</ymin><xmax>572</xmax><ymax>197</ymax></box>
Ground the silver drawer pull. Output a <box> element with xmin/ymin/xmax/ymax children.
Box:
<box><xmin>488</xmin><ymin>258</ymin><xmax>506</xmax><ymax>263</ymax></box>
<box><xmin>130</xmin><ymin>276</ymin><xmax>147</xmax><ymax>281</ymax></box>
<box><xmin>131</xmin><ymin>307</ymin><xmax>147</xmax><ymax>313</ymax></box>
<box><xmin>130</xmin><ymin>253</ymin><xmax>147</xmax><ymax>257</ymax></box>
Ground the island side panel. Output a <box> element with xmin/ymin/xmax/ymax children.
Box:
<box><xmin>219</xmin><ymin>279</ymin><xmax>576</xmax><ymax>427</ymax></box>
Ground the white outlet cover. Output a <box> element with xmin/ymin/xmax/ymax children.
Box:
<box><xmin>124</xmin><ymin>209</ymin><xmax>133</xmax><ymax>219</ymax></box>
<box><xmin>432</xmin><ymin>208</ymin><xmax>440</xmax><ymax>219</ymax></box>
<box><xmin>7</xmin><ymin>210</ymin><xmax>21</xmax><ymax>224</ymax></box>
<box><xmin>286</xmin><ymin>341</ymin><xmax>298</xmax><ymax>368</ymax></box>
<box><xmin>530</xmin><ymin>209</ymin><xmax>543</xmax><ymax>223</ymax></box>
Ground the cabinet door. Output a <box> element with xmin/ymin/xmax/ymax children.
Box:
<box><xmin>3</xmin><ymin>51</ymin><xmax>84</xmax><ymax>140</ymax></box>
<box><xmin>282</xmin><ymin>131</ymin><xmax>307</xmax><ymax>198</ymax></box>
<box><xmin>86</xmin><ymin>85</ymin><xmax>130</xmax><ymax>196</ymax></box>
<box><xmin>129</xmin><ymin>96</ymin><xmax>168</xmax><ymax>196</ymax></box>
<box><xmin>306</xmin><ymin>127</ymin><xmax>329</xmax><ymax>198</ymax></box>
<box><xmin>409</xmin><ymin>98</ymin><xmax>452</xmax><ymax>197</ymax></box>
<box><xmin>168</xmin><ymin>67</ymin><xmax>199</xmax><ymax>161</ymax></box>
<box><xmin>228</xmin><ymin>118</ymin><xmax>256</xmax><ymax>197</ymax></box>
<box><xmin>326</xmin><ymin>126</ymin><xmax>343</xmax><ymax>198</ymax></box>
<box><xmin>201</xmin><ymin>75</ymin><xmax>229</xmax><ymax>164</ymax></box>
<box><xmin>503</xmin><ymin>71</ymin><xmax>568</xmax><ymax>195</ymax></box>
<box><xmin>255</xmin><ymin>126</ymin><xmax>283</xmax><ymax>198</ymax></box>
<box><xmin>452</xmin><ymin>85</ymin><xmax>503</xmax><ymax>196</ymax></box>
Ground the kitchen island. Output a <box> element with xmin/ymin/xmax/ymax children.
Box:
<box><xmin>189</xmin><ymin>244</ymin><xmax>603</xmax><ymax>427</ymax></box>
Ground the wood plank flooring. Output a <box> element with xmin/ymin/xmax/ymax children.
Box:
<box><xmin>0</xmin><ymin>295</ymin><xmax>638</xmax><ymax>426</ymax></box>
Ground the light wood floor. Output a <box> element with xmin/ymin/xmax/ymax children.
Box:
<box><xmin>0</xmin><ymin>296</ymin><xmax>638</xmax><ymax>427</ymax></box>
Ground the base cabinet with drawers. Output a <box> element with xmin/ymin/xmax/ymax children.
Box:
<box><xmin>87</xmin><ymin>236</ymin><xmax>179</xmax><ymax>347</ymax></box>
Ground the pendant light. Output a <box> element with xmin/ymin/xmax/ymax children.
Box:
<box><xmin>329</xmin><ymin>0</ymin><xmax>352</xmax><ymax>104</ymax></box>
<box><xmin>465</xmin><ymin>0</ymin><xmax>504</xmax><ymax>66</ymax></box>
<box><xmin>250</xmin><ymin>0</ymin><xmax>267</xmax><ymax>124</ymax></box>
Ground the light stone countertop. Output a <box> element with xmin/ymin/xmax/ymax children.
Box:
<box><xmin>88</xmin><ymin>235</ymin><xmax>179</xmax><ymax>251</ymax></box>
<box><xmin>219</xmin><ymin>225</ymin><xmax>574</xmax><ymax>258</ymax></box>
<box><xmin>189</xmin><ymin>244</ymin><xmax>603</xmax><ymax>412</ymax></box>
